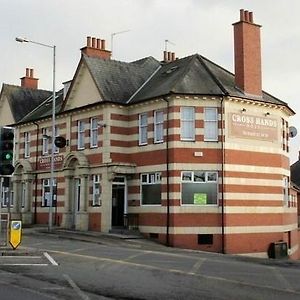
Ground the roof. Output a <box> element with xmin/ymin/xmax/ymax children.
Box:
<box><xmin>128</xmin><ymin>54</ymin><xmax>289</xmax><ymax>107</ymax></box>
<box><xmin>0</xmin><ymin>84</ymin><xmax>52</xmax><ymax>122</ymax></box>
<box><xmin>18</xmin><ymin>89</ymin><xmax>64</xmax><ymax>123</ymax></box>
<box><xmin>291</xmin><ymin>160</ymin><xmax>300</xmax><ymax>188</ymax></box>
<box><xmin>83</xmin><ymin>55</ymin><xmax>161</xmax><ymax>103</ymax></box>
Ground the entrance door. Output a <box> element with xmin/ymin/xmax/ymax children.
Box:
<box><xmin>112</xmin><ymin>184</ymin><xmax>125</xmax><ymax>227</ymax></box>
<box><xmin>72</xmin><ymin>178</ymin><xmax>81</xmax><ymax>229</ymax></box>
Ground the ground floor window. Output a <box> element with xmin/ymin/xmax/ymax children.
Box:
<box><xmin>1</xmin><ymin>187</ymin><xmax>13</xmax><ymax>207</ymax></box>
<box><xmin>42</xmin><ymin>178</ymin><xmax>57</xmax><ymax>207</ymax></box>
<box><xmin>141</xmin><ymin>172</ymin><xmax>161</xmax><ymax>205</ymax></box>
<box><xmin>92</xmin><ymin>174</ymin><xmax>101</xmax><ymax>206</ymax></box>
<box><xmin>181</xmin><ymin>171</ymin><xmax>218</xmax><ymax>205</ymax></box>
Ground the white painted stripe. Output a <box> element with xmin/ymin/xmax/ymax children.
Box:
<box><xmin>44</xmin><ymin>252</ymin><xmax>58</xmax><ymax>266</ymax></box>
<box><xmin>224</xmin><ymin>192</ymin><xmax>283</xmax><ymax>201</ymax></box>
<box><xmin>224</xmin><ymin>164</ymin><xmax>290</xmax><ymax>176</ymax></box>
<box><xmin>1</xmin><ymin>263</ymin><xmax>49</xmax><ymax>266</ymax></box>
<box><xmin>63</xmin><ymin>274</ymin><xmax>90</xmax><ymax>300</ymax></box>
<box><xmin>224</xmin><ymin>178</ymin><xmax>283</xmax><ymax>186</ymax></box>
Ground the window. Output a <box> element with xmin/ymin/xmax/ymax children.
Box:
<box><xmin>92</xmin><ymin>175</ymin><xmax>101</xmax><ymax>206</ymax></box>
<box><xmin>154</xmin><ymin>110</ymin><xmax>164</xmax><ymax>143</ymax></box>
<box><xmin>42</xmin><ymin>178</ymin><xmax>57</xmax><ymax>207</ymax></box>
<box><xmin>204</xmin><ymin>107</ymin><xmax>218</xmax><ymax>141</ymax></box>
<box><xmin>21</xmin><ymin>182</ymin><xmax>26</xmax><ymax>208</ymax></box>
<box><xmin>42</xmin><ymin>128</ymin><xmax>49</xmax><ymax>155</ymax></box>
<box><xmin>90</xmin><ymin>118</ymin><xmax>98</xmax><ymax>148</ymax></box>
<box><xmin>141</xmin><ymin>172</ymin><xmax>161</xmax><ymax>205</ymax></box>
<box><xmin>78</xmin><ymin>121</ymin><xmax>85</xmax><ymax>149</ymax></box>
<box><xmin>283</xmin><ymin>177</ymin><xmax>289</xmax><ymax>207</ymax></box>
<box><xmin>139</xmin><ymin>113</ymin><xmax>148</xmax><ymax>145</ymax></box>
<box><xmin>1</xmin><ymin>187</ymin><xmax>13</xmax><ymax>207</ymax></box>
<box><xmin>181</xmin><ymin>107</ymin><xmax>195</xmax><ymax>141</ymax></box>
<box><xmin>54</xmin><ymin>125</ymin><xmax>59</xmax><ymax>153</ymax></box>
<box><xmin>181</xmin><ymin>171</ymin><xmax>218</xmax><ymax>205</ymax></box>
<box><xmin>24</xmin><ymin>132</ymin><xmax>30</xmax><ymax>158</ymax></box>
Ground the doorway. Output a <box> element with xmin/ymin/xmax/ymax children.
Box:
<box><xmin>112</xmin><ymin>176</ymin><xmax>126</xmax><ymax>227</ymax></box>
<box><xmin>71</xmin><ymin>178</ymin><xmax>81</xmax><ymax>229</ymax></box>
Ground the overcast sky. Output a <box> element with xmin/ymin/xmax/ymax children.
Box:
<box><xmin>1</xmin><ymin>0</ymin><xmax>299</xmax><ymax>162</ymax></box>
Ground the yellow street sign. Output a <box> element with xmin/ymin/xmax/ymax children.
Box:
<box><xmin>9</xmin><ymin>220</ymin><xmax>22</xmax><ymax>250</ymax></box>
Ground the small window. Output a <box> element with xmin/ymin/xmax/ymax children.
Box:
<box><xmin>198</xmin><ymin>234</ymin><xmax>213</xmax><ymax>245</ymax></box>
<box><xmin>204</xmin><ymin>107</ymin><xmax>218</xmax><ymax>141</ymax></box>
<box><xmin>42</xmin><ymin>178</ymin><xmax>57</xmax><ymax>207</ymax></box>
<box><xmin>42</xmin><ymin>128</ymin><xmax>49</xmax><ymax>155</ymax></box>
<box><xmin>24</xmin><ymin>132</ymin><xmax>31</xmax><ymax>158</ymax></box>
<box><xmin>154</xmin><ymin>110</ymin><xmax>164</xmax><ymax>143</ymax></box>
<box><xmin>92</xmin><ymin>175</ymin><xmax>101</xmax><ymax>206</ymax></box>
<box><xmin>54</xmin><ymin>125</ymin><xmax>59</xmax><ymax>153</ymax></box>
<box><xmin>181</xmin><ymin>107</ymin><xmax>195</xmax><ymax>141</ymax></box>
<box><xmin>283</xmin><ymin>177</ymin><xmax>289</xmax><ymax>207</ymax></box>
<box><xmin>78</xmin><ymin>121</ymin><xmax>85</xmax><ymax>149</ymax></box>
<box><xmin>90</xmin><ymin>118</ymin><xmax>98</xmax><ymax>148</ymax></box>
<box><xmin>139</xmin><ymin>113</ymin><xmax>148</xmax><ymax>145</ymax></box>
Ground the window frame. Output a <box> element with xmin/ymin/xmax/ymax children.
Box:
<box><xmin>181</xmin><ymin>171</ymin><xmax>218</xmax><ymax>206</ymax></box>
<box><xmin>90</xmin><ymin>118</ymin><xmax>98</xmax><ymax>148</ymax></box>
<box><xmin>204</xmin><ymin>107</ymin><xmax>218</xmax><ymax>142</ymax></box>
<box><xmin>139</xmin><ymin>113</ymin><xmax>148</xmax><ymax>145</ymax></box>
<box><xmin>92</xmin><ymin>174</ymin><xmax>101</xmax><ymax>206</ymax></box>
<box><xmin>54</xmin><ymin>125</ymin><xmax>59</xmax><ymax>153</ymax></box>
<box><xmin>77</xmin><ymin>120</ymin><xmax>85</xmax><ymax>150</ymax></box>
<box><xmin>154</xmin><ymin>110</ymin><xmax>164</xmax><ymax>143</ymax></box>
<box><xmin>24</xmin><ymin>132</ymin><xmax>31</xmax><ymax>158</ymax></box>
<box><xmin>141</xmin><ymin>172</ymin><xmax>161</xmax><ymax>206</ymax></box>
<box><xmin>42</xmin><ymin>178</ymin><xmax>57</xmax><ymax>207</ymax></box>
<box><xmin>181</xmin><ymin>106</ymin><xmax>195</xmax><ymax>141</ymax></box>
<box><xmin>42</xmin><ymin>128</ymin><xmax>49</xmax><ymax>155</ymax></box>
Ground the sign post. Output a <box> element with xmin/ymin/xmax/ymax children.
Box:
<box><xmin>9</xmin><ymin>220</ymin><xmax>22</xmax><ymax>250</ymax></box>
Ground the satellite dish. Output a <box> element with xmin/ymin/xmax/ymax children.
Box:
<box><xmin>289</xmin><ymin>126</ymin><xmax>297</xmax><ymax>138</ymax></box>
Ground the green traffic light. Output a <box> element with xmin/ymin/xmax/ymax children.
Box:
<box><xmin>4</xmin><ymin>153</ymin><xmax>13</xmax><ymax>160</ymax></box>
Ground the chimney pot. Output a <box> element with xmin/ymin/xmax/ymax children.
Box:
<box><xmin>244</xmin><ymin>10</ymin><xmax>249</xmax><ymax>22</ymax></box>
<box><xmin>87</xmin><ymin>36</ymin><xmax>92</xmax><ymax>47</ymax></box>
<box><xmin>30</xmin><ymin>68</ymin><xmax>34</xmax><ymax>78</ymax></box>
<box><xmin>26</xmin><ymin>68</ymin><xmax>30</xmax><ymax>77</ymax></box>
<box><xmin>249</xmin><ymin>12</ymin><xmax>253</xmax><ymax>23</ymax></box>
<box><xmin>167</xmin><ymin>51</ymin><xmax>171</xmax><ymax>61</ymax></box>
<box><xmin>92</xmin><ymin>37</ymin><xmax>96</xmax><ymax>48</ymax></box>
<box><xmin>101</xmin><ymin>39</ymin><xmax>106</xmax><ymax>50</ymax></box>
<box><xmin>240</xmin><ymin>9</ymin><xmax>245</xmax><ymax>21</ymax></box>
<box><xmin>96</xmin><ymin>38</ymin><xmax>101</xmax><ymax>49</ymax></box>
<box><xmin>171</xmin><ymin>52</ymin><xmax>175</xmax><ymax>61</ymax></box>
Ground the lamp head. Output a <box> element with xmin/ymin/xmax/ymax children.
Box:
<box><xmin>15</xmin><ymin>37</ymin><xmax>29</xmax><ymax>43</ymax></box>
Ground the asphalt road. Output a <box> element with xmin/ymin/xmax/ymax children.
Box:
<box><xmin>1</xmin><ymin>228</ymin><xmax>300</xmax><ymax>299</ymax></box>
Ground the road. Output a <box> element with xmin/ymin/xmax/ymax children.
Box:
<box><xmin>0</xmin><ymin>228</ymin><xmax>300</xmax><ymax>299</ymax></box>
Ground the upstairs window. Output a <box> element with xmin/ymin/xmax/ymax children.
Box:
<box><xmin>24</xmin><ymin>132</ymin><xmax>31</xmax><ymax>158</ymax></box>
<box><xmin>78</xmin><ymin>120</ymin><xmax>85</xmax><ymax>149</ymax></box>
<box><xmin>90</xmin><ymin>118</ymin><xmax>98</xmax><ymax>148</ymax></box>
<box><xmin>154</xmin><ymin>110</ymin><xmax>164</xmax><ymax>143</ymax></box>
<box><xmin>139</xmin><ymin>113</ymin><xmax>148</xmax><ymax>145</ymax></box>
<box><xmin>54</xmin><ymin>125</ymin><xmax>59</xmax><ymax>153</ymax></box>
<box><xmin>204</xmin><ymin>107</ymin><xmax>218</xmax><ymax>141</ymax></box>
<box><xmin>181</xmin><ymin>107</ymin><xmax>195</xmax><ymax>141</ymax></box>
<box><xmin>42</xmin><ymin>128</ymin><xmax>49</xmax><ymax>155</ymax></box>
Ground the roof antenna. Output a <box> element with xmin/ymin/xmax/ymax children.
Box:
<box><xmin>165</xmin><ymin>39</ymin><xmax>175</xmax><ymax>52</ymax></box>
<box><xmin>111</xmin><ymin>30</ymin><xmax>130</xmax><ymax>59</ymax></box>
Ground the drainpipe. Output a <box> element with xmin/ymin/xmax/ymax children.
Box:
<box><xmin>33</xmin><ymin>121</ymin><xmax>40</xmax><ymax>224</ymax></box>
<box><xmin>162</xmin><ymin>97</ymin><xmax>170</xmax><ymax>246</ymax></box>
<box><xmin>221</xmin><ymin>97</ymin><xmax>225</xmax><ymax>254</ymax></box>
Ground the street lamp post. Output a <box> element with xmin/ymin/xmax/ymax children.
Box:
<box><xmin>16</xmin><ymin>37</ymin><xmax>56</xmax><ymax>232</ymax></box>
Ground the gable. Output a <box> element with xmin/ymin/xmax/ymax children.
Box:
<box><xmin>64</xmin><ymin>63</ymin><xmax>102</xmax><ymax>111</ymax></box>
<box><xmin>0</xmin><ymin>93</ymin><xmax>14</xmax><ymax>125</ymax></box>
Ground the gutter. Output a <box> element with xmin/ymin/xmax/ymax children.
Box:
<box><xmin>33</xmin><ymin>121</ymin><xmax>39</xmax><ymax>224</ymax></box>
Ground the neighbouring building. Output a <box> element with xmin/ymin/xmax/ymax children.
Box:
<box><xmin>3</xmin><ymin>9</ymin><xmax>299</xmax><ymax>258</ymax></box>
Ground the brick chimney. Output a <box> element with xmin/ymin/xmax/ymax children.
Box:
<box><xmin>163</xmin><ymin>51</ymin><xmax>176</xmax><ymax>63</ymax></box>
<box><xmin>20</xmin><ymin>68</ymin><xmax>38</xmax><ymax>89</ymax></box>
<box><xmin>81</xmin><ymin>36</ymin><xmax>111</xmax><ymax>60</ymax></box>
<box><xmin>233</xmin><ymin>9</ymin><xmax>262</xmax><ymax>97</ymax></box>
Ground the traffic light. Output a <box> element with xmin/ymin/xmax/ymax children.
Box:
<box><xmin>0</xmin><ymin>127</ymin><xmax>15</xmax><ymax>175</ymax></box>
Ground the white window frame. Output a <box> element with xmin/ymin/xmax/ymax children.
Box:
<box><xmin>181</xmin><ymin>171</ymin><xmax>218</xmax><ymax>206</ymax></box>
<box><xmin>139</xmin><ymin>113</ymin><xmax>148</xmax><ymax>145</ymax></box>
<box><xmin>141</xmin><ymin>172</ymin><xmax>161</xmax><ymax>205</ymax></box>
<box><xmin>77</xmin><ymin>120</ymin><xmax>85</xmax><ymax>150</ymax></box>
<box><xmin>181</xmin><ymin>107</ymin><xmax>195</xmax><ymax>141</ymax></box>
<box><xmin>283</xmin><ymin>176</ymin><xmax>289</xmax><ymax>207</ymax></box>
<box><xmin>21</xmin><ymin>182</ymin><xmax>26</xmax><ymax>208</ymax></box>
<box><xmin>90</xmin><ymin>118</ymin><xmax>98</xmax><ymax>148</ymax></box>
<box><xmin>24</xmin><ymin>132</ymin><xmax>30</xmax><ymax>158</ymax></box>
<box><xmin>42</xmin><ymin>128</ymin><xmax>49</xmax><ymax>155</ymax></box>
<box><xmin>42</xmin><ymin>178</ymin><xmax>57</xmax><ymax>207</ymax></box>
<box><xmin>154</xmin><ymin>110</ymin><xmax>164</xmax><ymax>143</ymax></box>
<box><xmin>92</xmin><ymin>174</ymin><xmax>101</xmax><ymax>206</ymax></box>
<box><xmin>204</xmin><ymin>107</ymin><xmax>218</xmax><ymax>141</ymax></box>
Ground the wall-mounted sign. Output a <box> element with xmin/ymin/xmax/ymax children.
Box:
<box><xmin>229</xmin><ymin>113</ymin><xmax>279</xmax><ymax>142</ymax></box>
<box><xmin>194</xmin><ymin>193</ymin><xmax>207</xmax><ymax>205</ymax></box>
<box><xmin>38</xmin><ymin>154</ymin><xmax>64</xmax><ymax>170</ymax></box>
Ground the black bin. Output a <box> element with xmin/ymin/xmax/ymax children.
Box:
<box><xmin>268</xmin><ymin>241</ymin><xmax>288</xmax><ymax>259</ymax></box>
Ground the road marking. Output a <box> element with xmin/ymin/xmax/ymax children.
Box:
<box><xmin>269</xmin><ymin>266</ymin><xmax>295</xmax><ymax>292</ymax></box>
<box><xmin>44</xmin><ymin>252</ymin><xmax>58</xmax><ymax>266</ymax></box>
<box><xmin>124</xmin><ymin>252</ymin><xmax>146</xmax><ymax>261</ymax></box>
<box><xmin>0</xmin><ymin>256</ymin><xmax>42</xmax><ymax>259</ymax></box>
<box><xmin>1</xmin><ymin>263</ymin><xmax>49</xmax><ymax>266</ymax></box>
<box><xmin>63</xmin><ymin>274</ymin><xmax>90</xmax><ymax>300</ymax></box>
<box><xmin>49</xmin><ymin>249</ymin><xmax>300</xmax><ymax>296</ymax></box>
<box><xmin>189</xmin><ymin>258</ymin><xmax>206</xmax><ymax>274</ymax></box>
